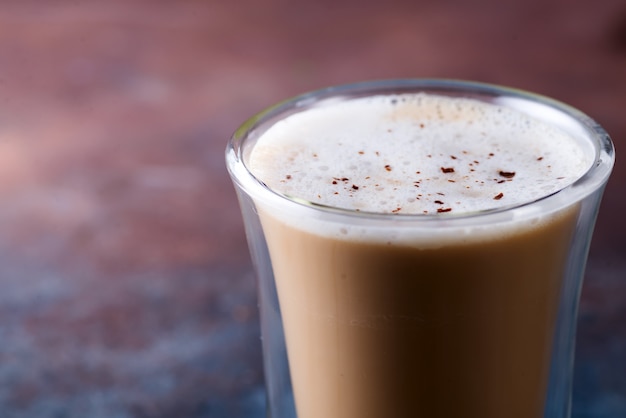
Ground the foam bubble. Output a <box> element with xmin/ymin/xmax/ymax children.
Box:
<box><xmin>249</xmin><ymin>94</ymin><xmax>593</xmax><ymax>216</ymax></box>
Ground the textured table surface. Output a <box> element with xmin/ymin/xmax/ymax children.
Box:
<box><xmin>0</xmin><ymin>0</ymin><xmax>625</xmax><ymax>417</ymax></box>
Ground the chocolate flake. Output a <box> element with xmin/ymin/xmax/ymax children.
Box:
<box><xmin>385</xmin><ymin>165</ymin><xmax>392</xmax><ymax>171</ymax></box>
<box><xmin>441</xmin><ymin>167</ymin><xmax>455</xmax><ymax>173</ymax></box>
<box><xmin>437</xmin><ymin>208</ymin><xmax>452</xmax><ymax>213</ymax></box>
<box><xmin>434</xmin><ymin>200</ymin><xmax>444</xmax><ymax>205</ymax></box>
<box><xmin>286</xmin><ymin>175</ymin><xmax>292</xmax><ymax>180</ymax></box>
<box><xmin>352</xmin><ymin>185</ymin><xmax>359</xmax><ymax>190</ymax></box>
<box><xmin>494</xmin><ymin>193</ymin><xmax>504</xmax><ymax>200</ymax></box>
<box><xmin>499</xmin><ymin>171</ymin><xmax>516</xmax><ymax>178</ymax></box>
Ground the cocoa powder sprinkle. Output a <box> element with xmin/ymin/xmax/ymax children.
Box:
<box><xmin>499</xmin><ymin>171</ymin><xmax>516</xmax><ymax>178</ymax></box>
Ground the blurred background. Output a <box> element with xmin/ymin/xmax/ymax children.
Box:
<box><xmin>0</xmin><ymin>0</ymin><xmax>624</xmax><ymax>417</ymax></box>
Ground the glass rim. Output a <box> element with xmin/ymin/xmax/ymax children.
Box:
<box><xmin>226</xmin><ymin>78</ymin><xmax>614</xmax><ymax>224</ymax></box>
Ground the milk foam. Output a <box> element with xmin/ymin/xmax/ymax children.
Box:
<box><xmin>249</xmin><ymin>93</ymin><xmax>592</xmax><ymax>215</ymax></box>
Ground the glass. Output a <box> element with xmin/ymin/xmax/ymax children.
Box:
<box><xmin>226</xmin><ymin>79</ymin><xmax>614</xmax><ymax>418</ymax></box>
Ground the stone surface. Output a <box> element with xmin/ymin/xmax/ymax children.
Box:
<box><xmin>0</xmin><ymin>0</ymin><xmax>624</xmax><ymax>416</ymax></box>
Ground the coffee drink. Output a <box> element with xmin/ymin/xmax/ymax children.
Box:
<box><xmin>243</xmin><ymin>93</ymin><xmax>594</xmax><ymax>418</ymax></box>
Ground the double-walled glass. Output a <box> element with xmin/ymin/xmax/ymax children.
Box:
<box><xmin>226</xmin><ymin>80</ymin><xmax>614</xmax><ymax>418</ymax></box>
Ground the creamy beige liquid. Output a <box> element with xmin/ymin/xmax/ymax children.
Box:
<box><xmin>247</xmin><ymin>94</ymin><xmax>593</xmax><ymax>418</ymax></box>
